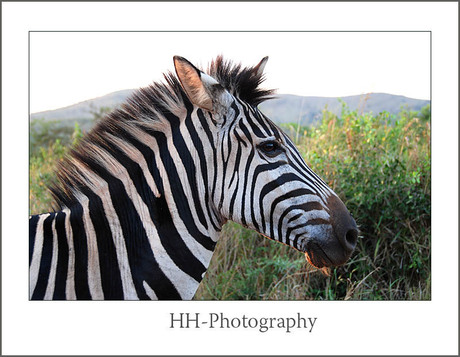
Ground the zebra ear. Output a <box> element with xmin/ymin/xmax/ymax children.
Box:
<box><xmin>174</xmin><ymin>56</ymin><xmax>228</xmax><ymax>113</ymax></box>
<box><xmin>253</xmin><ymin>56</ymin><xmax>269</xmax><ymax>78</ymax></box>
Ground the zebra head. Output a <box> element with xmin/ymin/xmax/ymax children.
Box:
<box><xmin>174</xmin><ymin>56</ymin><xmax>358</xmax><ymax>268</ymax></box>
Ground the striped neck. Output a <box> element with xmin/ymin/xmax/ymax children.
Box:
<box><xmin>30</xmin><ymin>114</ymin><xmax>223</xmax><ymax>300</ymax></box>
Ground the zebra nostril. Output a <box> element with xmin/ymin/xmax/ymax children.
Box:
<box><xmin>327</xmin><ymin>194</ymin><xmax>358</xmax><ymax>254</ymax></box>
<box><xmin>345</xmin><ymin>228</ymin><xmax>358</xmax><ymax>250</ymax></box>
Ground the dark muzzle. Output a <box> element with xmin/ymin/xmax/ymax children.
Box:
<box><xmin>303</xmin><ymin>194</ymin><xmax>358</xmax><ymax>268</ymax></box>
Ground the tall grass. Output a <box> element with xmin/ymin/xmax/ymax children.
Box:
<box><xmin>29</xmin><ymin>103</ymin><xmax>431</xmax><ymax>300</ymax></box>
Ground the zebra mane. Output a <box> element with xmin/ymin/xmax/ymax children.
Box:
<box><xmin>207</xmin><ymin>55</ymin><xmax>275</xmax><ymax>106</ymax></box>
<box><xmin>49</xmin><ymin>56</ymin><xmax>275</xmax><ymax>209</ymax></box>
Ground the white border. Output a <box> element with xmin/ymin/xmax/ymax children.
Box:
<box><xmin>2</xmin><ymin>2</ymin><xmax>458</xmax><ymax>355</ymax></box>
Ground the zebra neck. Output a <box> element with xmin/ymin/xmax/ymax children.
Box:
<box><xmin>32</xmin><ymin>118</ymin><xmax>224</xmax><ymax>299</ymax></box>
<box><xmin>77</xmin><ymin>180</ymin><xmax>220</xmax><ymax>300</ymax></box>
<box><xmin>30</xmin><ymin>189</ymin><xmax>220</xmax><ymax>300</ymax></box>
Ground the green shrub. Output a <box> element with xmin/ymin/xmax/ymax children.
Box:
<box><xmin>298</xmin><ymin>104</ymin><xmax>431</xmax><ymax>299</ymax></box>
<box><xmin>29</xmin><ymin>122</ymin><xmax>83</xmax><ymax>214</ymax></box>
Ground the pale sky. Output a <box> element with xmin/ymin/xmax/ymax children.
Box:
<box><xmin>30</xmin><ymin>31</ymin><xmax>431</xmax><ymax>113</ymax></box>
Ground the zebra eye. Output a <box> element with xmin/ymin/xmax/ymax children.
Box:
<box><xmin>258</xmin><ymin>140</ymin><xmax>283</xmax><ymax>157</ymax></box>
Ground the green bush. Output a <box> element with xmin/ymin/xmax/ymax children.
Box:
<box><xmin>296</xmin><ymin>104</ymin><xmax>431</xmax><ymax>299</ymax></box>
<box><xmin>29</xmin><ymin>122</ymin><xmax>83</xmax><ymax>214</ymax></box>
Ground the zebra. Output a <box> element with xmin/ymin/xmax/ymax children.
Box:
<box><xmin>29</xmin><ymin>55</ymin><xmax>358</xmax><ymax>300</ymax></box>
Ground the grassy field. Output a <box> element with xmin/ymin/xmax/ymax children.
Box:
<box><xmin>30</xmin><ymin>103</ymin><xmax>431</xmax><ymax>300</ymax></box>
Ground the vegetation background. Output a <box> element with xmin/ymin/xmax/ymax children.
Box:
<box><xmin>29</xmin><ymin>101</ymin><xmax>431</xmax><ymax>300</ymax></box>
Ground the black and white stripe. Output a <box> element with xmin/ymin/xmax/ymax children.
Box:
<box><xmin>29</xmin><ymin>56</ymin><xmax>358</xmax><ymax>300</ymax></box>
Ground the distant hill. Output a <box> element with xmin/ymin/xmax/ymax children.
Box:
<box><xmin>259</xmin><ymin>93</ymin><xmax>430</xmax><ymax>126</ymax></box>
<box><xmin>31</xmin><ymin>89</ymin><xmax>133</xmax><ymax>122</ymax></box>
<box><xmin>31</xmin><ymin>90</ymin><xmax>430</xmax><ymax>128</ymax></box>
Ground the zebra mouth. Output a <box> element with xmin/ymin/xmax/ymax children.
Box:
<box><xmin>302</xmin><ymin>240</ymin><xmax>334</xmax><ymax>268</ymax></box>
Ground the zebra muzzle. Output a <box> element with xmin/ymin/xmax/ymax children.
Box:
<box><xmin>301</xmin><ymin>195</ymin><xmax>358</xmax><ymax>268</ymax></box>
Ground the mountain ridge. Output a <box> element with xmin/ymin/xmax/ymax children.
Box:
<box><xmin>31</xmin><ymin>90</ymin><xmax>430</xmax><ymax>127</ymax></box>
